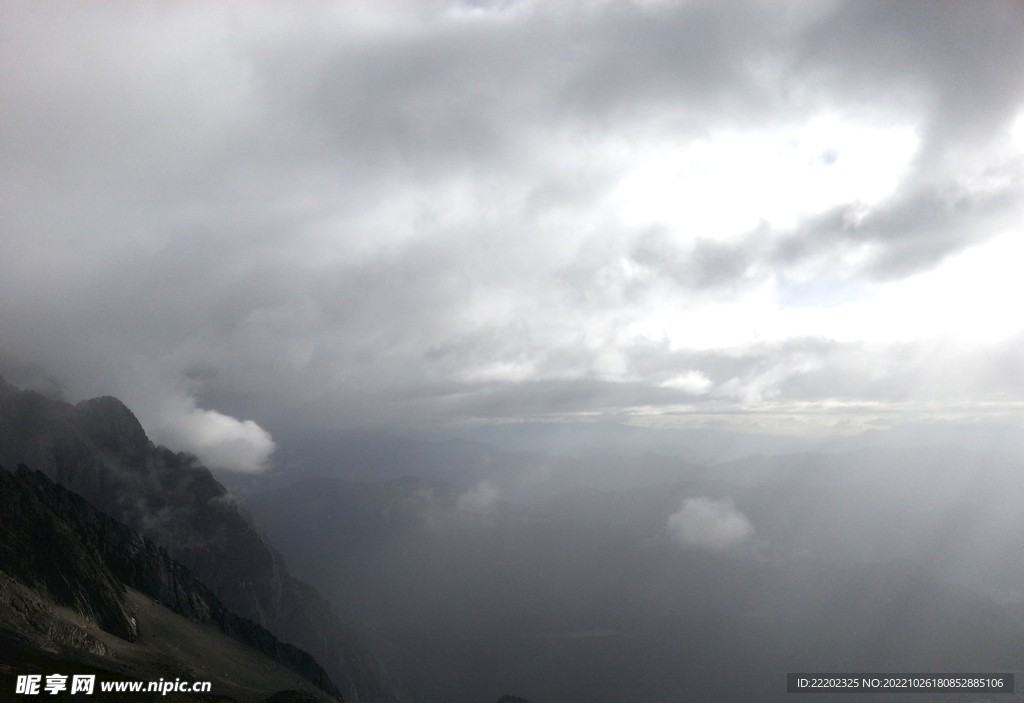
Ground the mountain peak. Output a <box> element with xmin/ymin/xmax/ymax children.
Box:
<box><xmin>0</xmin><ymin>381</ymin><xmax>403</xmax><ymax>703</ymax></box>
<box><xmin>74</xmin><ymin>395</ymin><xmax>152</xmax><ymax>457</ymax></box>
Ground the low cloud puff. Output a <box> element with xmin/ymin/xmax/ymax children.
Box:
<box><xmin>667</xmin><ymin>497</ymin><xmax>753</xmax><ymax>551</ymax></box>
<box><xmin>148</xmin><ymin>395</ymin><xmax>276</xmax><ymax>474</ymax></box>
<box><xmin>457</xmin><ymin>481</ymin><xmax>499</xmax><ymax>511</ymax></box>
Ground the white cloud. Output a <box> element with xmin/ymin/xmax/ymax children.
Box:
<box><xmin>667</xmin><ymin>497</ymin><xmax>753</xmax><ymax>551</ymax></box>
<box><xmin>1012</xmin><ymin>111</ymin><xmax>1024</xmax><ymax>152</ymax></box>
<box><xmin>147</xmin><ymin>395</ymin><xmax>276</xmax><ymax>473</ymax></box>
<box><xmin>609</xmin><ymin>114</ymin><xmax>920</xmax><ymax>237</ymax></box>
<box><xmin>659</xmin><ymin>371</ymin><xmax>713</xmax><ymax>394</ymax></box>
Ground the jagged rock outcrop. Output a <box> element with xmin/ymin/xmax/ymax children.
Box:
<box><xmin>0</xmin><ymin>463</ymin><xmax>341</xmax><ymax>699</ymax></box>
<box><xmin>0</xmin><ymin>379</ymin><xmax>402</xmax><ymax>703</ymax></box>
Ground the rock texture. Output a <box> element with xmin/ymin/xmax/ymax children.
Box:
<box><xmin>0</xmin><ymin>378</ymin><xmax>401</xmax><ymax>703</ymax></box>
<box><xmin>0</xmin><ymin>463</ymin><xmax>340</xmax><ymax>699</ymax></box>
<box><xmin>0</xmin><ymin>465</ymin><xmax>135</xmax><ymax>641</ymax></box>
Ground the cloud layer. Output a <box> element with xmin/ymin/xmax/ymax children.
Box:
<box><xmin>2</xmin><ymin>0</ymin><xmax>1024</xmax><ymax>453</ymax></box>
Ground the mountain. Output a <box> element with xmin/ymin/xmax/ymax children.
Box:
<box><xmin>0</xmin><ymin>462</ymin><xmax>339</xmax><ymax>703</ymax></box>
<box><xmin>0</xmin><ymin>379</ymin><xmax>402</xmax><ymax>703</ymax></box>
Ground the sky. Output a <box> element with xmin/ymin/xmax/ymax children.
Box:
<box><xmin>2</xmin><ymin>0</ymin><xmax>1024</xmax><ymax>472</ymax></box>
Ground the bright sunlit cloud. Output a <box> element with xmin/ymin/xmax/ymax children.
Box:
<box><xmin>1012</xmin><ymin>111</ymin><xmax>1024</xmax><ymax>152</ymax></box>
<box><xmin>764</xmin><ymin>228</ymin><xmax>1024</xmax><ymax>346</ymax></box>
<box><xmin>3</xmin><ymin>0</ymin><xmax>1024</xmax><ymax>441</ymax></box>
<box><xmin>609</xmin><ymin>115</ymin><xmax>919</xmax><ymax>238</ymax></box>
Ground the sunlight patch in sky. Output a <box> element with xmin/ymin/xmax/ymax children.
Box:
<box><xmin>608</xmin><ymin>114</ymin><xmax>919</xmax><ymax>238</ymax></box>
<box><xmin>3</xmin><ymin>0</ymin><xmax>1024</xmax><ymax>439</ymax></box>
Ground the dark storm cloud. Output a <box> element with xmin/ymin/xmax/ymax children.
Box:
<box><xmin>771</xmin><ymin>181</ymin><xmax>1024</xmax><ymax>280</ymax></box>
<box><xmin>2</xmin><ymin>0</ymin><xmax>1024</xmax><ymax>459</ymax></box>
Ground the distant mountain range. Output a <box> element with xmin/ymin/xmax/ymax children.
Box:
<box><xmin>0</xmin><ymin>378</ymin><xmax>402</xmax><ymax>703</ymax></box>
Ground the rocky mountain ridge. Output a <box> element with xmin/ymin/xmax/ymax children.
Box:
<box><xmin>0</xmin><ymin>378</ymin><xmax>401</xmax><ymax>703</ymax></box>
<box><xmin>0</xmin><ymin>462</ymin><xmax>340</xmax><ymax>702</ymax></box>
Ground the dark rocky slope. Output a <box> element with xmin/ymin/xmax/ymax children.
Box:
<box><xmin>0</xmin><ymin>581</ymin><xmax>339</xmax><ymax>703</ymax></box>
<box><xmin>0</xmin><ymin>463</ymin><xmax>340</xmax><ymax>701</ymax></box>
<box><xmin>0</xmin><ymin>379</ymin><xmax>401</xmax><ymax>703</ymax></box>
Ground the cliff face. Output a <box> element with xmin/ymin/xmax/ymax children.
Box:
<box><xmin>0</xmin><ymin>464</ymin><xmax>135</xmax><ymax>642</ymax></box>
<box><xmin>0</xmin><ymin>463</ymin><xmax>340</xmax><ymax>700</ymax></box>
<box><xmin>0</xmin><ymin>380</ymin><xmax>401</xmax><ymax>703</ymax></box>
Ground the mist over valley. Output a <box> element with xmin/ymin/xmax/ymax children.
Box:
<box><xmin>239</xmin><ymin>432</ymin><xmax>1024</xmax><ymax>702</ymax></box>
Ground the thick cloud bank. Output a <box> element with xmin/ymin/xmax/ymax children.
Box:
<box><xmin>667</xmin><ymin>497</ymin><xmax>754</xmax><ymax>551</ymax></box>
<box><xmin>2</xmin><ymin>1</ymin><xmax>1024</xmax><ymax>440</ymax></box>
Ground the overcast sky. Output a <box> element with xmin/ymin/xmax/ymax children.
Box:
<box><xmin>3</xmin><ymin>1</ymin><xmax>1024</xmax><ymax>471</ymax></box>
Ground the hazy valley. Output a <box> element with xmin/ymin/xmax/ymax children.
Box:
<box><xmin>7</xmin><ymin>381</ymin><xmax>1024</xmax><ymax>702</ymax></box>
<box><xmin>241</xmin><ymin>435</ymin><xmax>1024</xmax><ymax>702</ymax></box>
